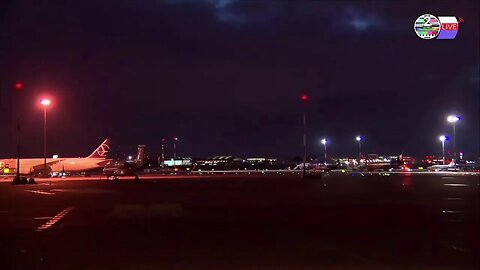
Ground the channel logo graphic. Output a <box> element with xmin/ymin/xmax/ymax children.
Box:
<box><xmin>437</xmin><ymin>16</ymin><xmax>459</xmax><ymax>39</ymax></box>
<box><xmin>414</xmin><ymin>14</ymin><xmax>461</xmax><ymax>40</ymax></box>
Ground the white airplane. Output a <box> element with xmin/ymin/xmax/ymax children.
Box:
<box><xmin>428</xmin><ymin>160</ymin><xmax>456</xmax><ymax>171</ymax></box>
<box><xmin>0</xmin><ymin>139</ymin><xmax>111</xmax><ymax>175</ymax></box>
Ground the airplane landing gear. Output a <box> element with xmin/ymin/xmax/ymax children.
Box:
<box><xmin>107</xmin><ymin>175</ymin><xmax>119</xmax><ymax>182</ymax></box>
<box><xmin>12</xmin><ymin>176</ymin><xmax>28</xmax><ymax>185</ymax></box>
<box><xmin>28</xmin><ymin>177</ymin><xmax>36</xmax><ymax>184</ymax></box>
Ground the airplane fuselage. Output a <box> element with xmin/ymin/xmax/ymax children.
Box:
<box><xmin>0</xmin><ymin>139</ymin><xmax>111</xmax><ymax>175</ymax></box>
<box><xmin>0</xmin><ymin>158</ymin><xmax>110</xmax><ymax>174</ymax></box>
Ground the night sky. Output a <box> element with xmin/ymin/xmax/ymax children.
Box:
<box><xmin>0</xmin><ymin>0</ymin><xmax>479</xmax><ymax>159</ymax></box>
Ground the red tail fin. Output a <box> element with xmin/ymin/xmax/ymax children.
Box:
<box><xmin>87</xmin><ymin>139</ymin><xmax>110</xmax><ymax>159</ymax></box>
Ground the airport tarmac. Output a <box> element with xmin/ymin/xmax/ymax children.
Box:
<box><xmin>0</xmin><ymin>173</ymin><xmax>478</xmax><ymax>269</ymax></box>
<box><xmin>1</xmin><ymin>169</ymin><xmax>477</xmax><ymax>183</ymax></box>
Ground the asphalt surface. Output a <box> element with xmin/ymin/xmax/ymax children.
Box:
<box><xmin>0</xmin><ymin>173</ymin><xmax>479</xmax><ymax>270</ymax></box>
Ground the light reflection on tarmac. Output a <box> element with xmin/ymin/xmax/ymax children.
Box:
<box><xmin>0</xmin><ymin>172</ymin><xmax>478</xmax><ymax>269</ymax></box>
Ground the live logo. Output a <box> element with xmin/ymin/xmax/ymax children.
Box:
<box><xmin>442</xmin><ymin>23</ymin><xmax>458</xmax><ymax>30</ymax></box>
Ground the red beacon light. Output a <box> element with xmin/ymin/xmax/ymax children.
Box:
<box><xmin>15</xmin><ymin>82</ymin><xmax>23</xmax><ymax>90</ymax></box>
<box><xmin>300</xmin><ymin>94</ymin><xmax>308</xmax><ymax>101</ymax></box>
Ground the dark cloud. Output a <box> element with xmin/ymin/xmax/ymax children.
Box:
<box><xmin>0</xmin><ymin>0</ymin><xmax>478</xmax><ymax>159</ymax></box>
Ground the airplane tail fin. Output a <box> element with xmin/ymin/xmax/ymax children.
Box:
<box><xmin>87</xmin><ymin>139</ymin><xmax>111</xmax><ymax>159</ymax></box>
<box><xmin>135</xmin><ymin>145</ymin><xmax>146</xmax><ymax>167</ymax></box>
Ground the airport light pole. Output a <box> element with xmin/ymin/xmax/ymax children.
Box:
<box><xmin>173</xmin><ymin>137</ymin><xmax>178</xmax><ymax>173</ymax></box>
<box><xmin>446</xmin><ymin>115</ymin><xmax>460</xmax><ymax>160</ymax></box>
<box><xmin>40</xmin><ymin>99</ymin><xmax>51</xmax><ymax>176</ymax></box>
<box><xmin>161</xmin><ymin>138</ymin><xmax>166</xmax><ymax>168</ymax></box>
<box><xmin>300</xmin><ymin>94</ymin><xmax>308</xmax><ymax>178</ymax></box>
<box><xmin>356</xmin><ymin>136</ymin><xmax>362</xmax><ymax>160</ymax></box>
<box><xmin>439</xmin><ymin>135</ymin><xmax>447</xmax><ymax>165</ymax></box>
<box><xmin>13</xmin><ymin>82</ymin><xmax>23</xmax><ymax>183</ymax></box>
<box><xmin>173</xmin><ymin>137</ymin><xmax>178</xmax><ymax>159</ymax></box>
<box><xmin>321</xmin><ymin>138</ymin><xmax>327</xmax><ymax>166</ymax></box>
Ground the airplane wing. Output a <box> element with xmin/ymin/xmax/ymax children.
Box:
<box><xmin>97</xmin><ymin>159</ymin><xmax>113</xmax><ymax>167</ymax></box>
<box><xmin>30</xmin><ymin>159</ymin><xmax>66</xmax><ymax>172</ymax></box>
